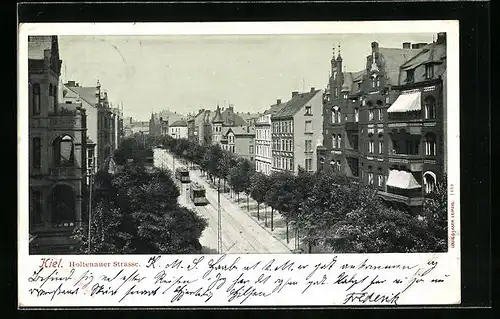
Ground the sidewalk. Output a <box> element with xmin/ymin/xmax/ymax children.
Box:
<box><xmin>204</xmin><ymin>175</ymin><xmax>306</xmax><ymax>253</ymax></box>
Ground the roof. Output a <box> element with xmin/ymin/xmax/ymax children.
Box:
<box><xmin>272</xmin><ymin>90</ymin><xmax>321</xmax><ymax>119</ymax></box>
<box><xmin>28</xmin><ymin>36</ymin><xmax>54</xmax><ymax>60</ymax></box>
<box><xmin>237</xmin><ymin>112</ymin><xmax>261</xmax><ymax>122</ymax></box>
<box><xmin>226</xmin><ymin>126</ymin><xmax>255</xmax><ymax>136</ymax></box>
<box><xmin>221</xmin><ymin>108</ymin><xmax>247</xmax><ymax>126</ymax></box>
<box><xmin>378</xmin><ymin>47</ymin><xmax>422</xmax><ymax>86</ymax></box>
<box><xmin>399</xmin><ymin>42</ymin><xmax>447</xmax><ymax>84</ymax></box>
<box><xmin>170</xmin><ymin>119</ymin><xmax>188</xmax><ymax>127</ymax></box>
<box><xmin>66</xmin><ymin>86</ymin><xmax>98</xmax><ymax>107</ymax></box>
<box><xmin>263</xmin><ymin>101</ymin><xmax>287</xmax><ymax>115</ymax></box>
<box><xmin>212</xmin><ymin>106</ymin><xmax>223</xmax><ymax>123</ymax></box>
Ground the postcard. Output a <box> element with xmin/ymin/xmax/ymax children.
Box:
<box><xmin>18</xmin><ymin>21</ymin><xmax>460</xmax><ymax>308</ymax></box>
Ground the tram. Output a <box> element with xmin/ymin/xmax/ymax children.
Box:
<box><xmin>175</xmin><ymin>167</ymin><xmax>191</xmax><ymax>183</ymax></box>
<box><xmin>189</xmin><ymin>182</ymin><xmax>209</xmax><ymax>206</ymax></box>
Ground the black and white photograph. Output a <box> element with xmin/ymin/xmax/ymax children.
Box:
<box><xmin>27</xmin><ymin>30</ymin><xmax>449</xmax><ymax>256</ymax></box>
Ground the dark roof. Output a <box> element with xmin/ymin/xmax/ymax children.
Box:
<box><xmin>272</xmin><ymin>90</ymin><xmax>321</xmax><ymax>119</ymax></box>
<box><xmin>28</xmin><ymin>36</ymin><xmax>54</xmax><ymax>60</ymax></box>
<box><xmin>399</xmin><ymin>42</ymin><xmax>447</xmax><ymax>84</ymax></box>
<box><xmin>378</xmin><ymin>47</ymin><xmax>422</xmax><ymax>86</ymax></box>
<box><xmin>212</xmin><ymin>106</ymin><xmax>223</xmax><ymax>123</ymax></box>
<box><xmin>237</xmin><ymin>112</ymin><xmax>261</xmax><ymax>122</ymax></box>
<box><xmin>170</xmin><ymin>119</ymin><xmax>188</xmax><ymax>127</ymax></box>
<box><xmin>221</xmin><ymin>108</ymin><xmax>247</xmax><ymax>126</ymax></box>
<box><xmin>340</xmin><ymin>69</ymin><xmax>367</xmax><ymax>95</ymax></box>
<box><xmin>226</xmin><ymin>126</ymin><xmax>255</xmax><ymax>136</ymax></box>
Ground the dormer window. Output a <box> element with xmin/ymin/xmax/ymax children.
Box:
<box><xmin>406</xmin><ymin>69</ymin><xmax>415</xmax><ymax>83</ymax></box>
<box><xmin>305</xmin><ymin>106</ymin><xmax>312</xmax><ymax>115</ymax></box>
<box><xmin>425</xmin><ymin>64</ymin><xmax>434</xmax><ymax>79</ymax></box>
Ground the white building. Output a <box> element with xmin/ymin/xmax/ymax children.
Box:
<box><xmin>255</xmin><ymin>99</ymin><xmax>285</xmax><ymax>175</ymax></box>
<box><xmin>169</xmin><ymin>119</ymin><xmax>188</xmax><ymax>139</ymax></box>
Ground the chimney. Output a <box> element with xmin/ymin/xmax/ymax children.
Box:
<box><xmin>66</xmin><ymin>80</ymin><xmax>76</xmax><ymax>87</ymax></box>
<box><xmin>292</xmin><ymin>91</ymin><xmax>299</xmax><ymax>98</ymax></box>
<box><xmin>403</xmin><ymin>42</ymin><xmax>411</xmax><ymax>49</ymax></box>
<box><xmin>247</xmin><ymin>112</ymin><xmax>250</xmax><ymax>115</ymax></box>
<box><xmin>371</xmin><ymin>41</ymin><xmax>379</xmax><ymax>53</ymax></box>
<box><xmin>229</xmin><ymin>105</ymin><xmax>234</xmax><ymax>112</ymax></box>
<box><xmin>310</xmin><ymin>87</ymin><xmax>315</xmax><ymax>92</ymax></box>
<box><xmin>436</xmin><ymin>32</ymin><xmax>446</xmax><ymax>45</ymax></box>
<box><xmin>416</xmin><ymin>42</ymin><xmax>427</xmax><ymax>49</ymax></box>
<box><xmin>277</xmin><ymin>99</ymin><xmax>281</xmax><ymax>105</ymax></box>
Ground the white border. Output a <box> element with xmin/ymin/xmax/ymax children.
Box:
<box><xmin>18</xmin><ymin>21</ymin><xmax>460</xmax><ymax>307</ymax></box>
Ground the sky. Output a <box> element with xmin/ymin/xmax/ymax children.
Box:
<box><xmin>58</xmin><ymin>33</ymin><xmax>435</xmax><ymax>121</ymax></box>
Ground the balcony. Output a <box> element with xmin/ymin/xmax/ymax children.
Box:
<box><xmin>345</xmin><ymin>122</ymin><xmax>359</xmax><ymax>131</ymax></box>
<box><xmin>378</xmin><ymin>191</ymin><xmax>424</xmax><ymax>206</ymax></box>
<box><xmin>388</xmin><ymin>153</ymin><xmax>423</xmax><ymax>171</ymax></box>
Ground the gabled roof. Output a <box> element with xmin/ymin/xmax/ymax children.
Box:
<box><xmin>272</xmin><ymin>90</ymin><xmax>321</xmax><ymax>119</ymax></box>
<box><xmin>28</xmin><ymin>36</ymin><xmax>54</xmax><ymax>60</ymax></box>
<box><xmin>341</xmin><ymin>69</ymin><xmax>367</xmax><ymax>95</ymax></box>
<box><xmin>221</xmin><ymin>108</ymin><xmax>247</xmax><ymax>126</ymax></box>
<box><xmin>212</xmin><ymin>106</ymin><xmax>223</xmax><ymax>123</ymax></box>
<box><xmin>226</xmin><ymin>126</ymin><xmax>255</xmax><ymax>136</ymax></box>
<box><xmin>237</xmin><ymin>112</ymin><xmax>261</xmax><ymax>123</ymax></box>
<box><xmin>398</xmin><ymin>42</ymin><xmax>447</xmax><ymax>84</ymax></box>
<box><xmin>378</xmin><ymin>47</ymin><xmax>422</xmax><ymax>86</ymax></box>
<box><xmin>170</xmin><ymin>119</ymin><xmax>188</xmax><ymax>127</ymax></box>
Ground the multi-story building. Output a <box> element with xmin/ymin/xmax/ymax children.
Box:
<box><xmin>64</xmin><ymin>80</ymin><xmax>118</xmax><ymax>170</ymax></box>
<box><xmin>255</xmin><ymin>99</ymin><xmax>285</xmax><ymax>175</ymax></box>
<box><xmin>211</xmin><ymin>105</ymin><xmax>224</xmax><ymax>144</ymax></box>
<box><xmin>169</xmin><ymin>119</ymin><xmax>188</xmax><ymax>139</ymax></box>
<box><xmin>28</xmin><ymin>36</ymin><xmax>87</xmax><ymax>254</ymax></box>
<box><xmin>223</xmin><ymin>126</ymin><xmax>256</xmax><ymax>162</ymax></box>
<box><xmin>272</xmin><ymin>88</ymin><xmax>324</xmax><ymax>174</ymax></box>
<box><xmin>187</xmin><ymin>109</ymin><xmax>212</xmax><ymax>146</ymax></box>
<box><xmin>149</xmin><ymin>112</ymin><xmax>168</xmax><ymax>137</ymax></box>
<box><xmin>317</xmin><ymin>34</ymin><xmax>446</xmax><ymax>212</ymax></box>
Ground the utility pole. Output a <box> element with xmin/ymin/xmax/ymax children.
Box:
<box><xmin>217</xmin><ymin>179</ymin><xmax>222</xmax><ymax>254</ymax></box>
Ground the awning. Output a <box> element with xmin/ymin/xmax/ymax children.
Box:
<box><xmin>387</xmin><ymin>92</ymin><xmax>421</xmax><ymax>113</ymax></box>
<box><xmin>386</xmin><ymin>170</ymin><xmax>421</xmax><ymax>189</ymax></box>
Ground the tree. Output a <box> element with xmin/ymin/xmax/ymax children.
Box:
<box><xmin>264</xmin><ymin>172</ymin><xmax>289</xmax><ymax>232</ymax></box>
<box><xmin>249</xmin><ymin>172</ymin><xmax>270</xmax><ymax>220</ymax></box>
<box><xmin>72</xmin><ymin>164</ymin><xmax>208</xmax><ymax>254</ymax></box>
<box><xmin>228</xmin><ymin>158</ymin><xmax>254</xmax><ymax>209</ymax></box>
<box><xmin>420</xmin><ymin>173</ymin><xmax>448</xmax><ymax>252</ymax></box>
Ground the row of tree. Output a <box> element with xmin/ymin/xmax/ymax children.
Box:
<box><xmin>72</xmin><ymin>134</ymin><xmax>208</xmax><ymax>254</ymax></box>
<box><xmin>162</xmin><ymin>135</ymin><xmax>448</xmax><ymax>253</ymax></box>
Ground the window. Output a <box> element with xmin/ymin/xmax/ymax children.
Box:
<box><xmin>424</xmin><ymin>172</ymin><xmax>437</xmax><ymax>194</ymax></box>
<box><xmin>331</xmin><ymin>110</ymin><xmax>336</xmax><ymax>124</ymax></box>
<box><xmin>376</xmin><ymin>78</ymin><xmax>380</xmax><ymax>87</ymax></box>
<box><xmin>368</xmin><ymin>140</ymin><xmax>374</xmax><ymax>154</ymax></box>
<box><xmin>305</xmin><ymin>158</ymin><xmax>313</xmax><ymax>171</ymax></box>
<box><xmin>332</xmin><ymin>134</ymin><xmax>337</xmax><ymax>148</ymax></box>
<box><xmin>369</xmin><ymin>109</ymin><xmax>374</xmax><ymax>121</ymax></box>
<box><xmin>337</xmin><ymin>110</ymin><xmax>342</xmax><ymax>124</ymax></box>
<box><xmin>378</xmin><ymin>109</ymin><xmax>383</xmax><ymax>121</ymax></box>
<box><xmin>372</xmin><ymin>78</ymin><xmax>376</xmax><ymax>88</ymax></box>
<box><xmin>406</xmin><ymin>69</ymin><xmax>415</xmax><ymax>83</ymax></box>
<box><xmin>378</xmin><ymin>174</ymin><xmax>384</xmax><ymax>187</ymax></box>
<box><xmin>378</xmin><ymin>140</ymin><xmax>384</xmax><ymax>154</ymax></box>
<box><xmin>53</xmin><ymin>135</ymin><xmax>74</xmax><ymax>167</ymax></box>
<box><xmin>249</xmin><ymin>145</ymin><xmax>254</xmax><ymax>154</ymax></box>
<box><xmin>424</xmin><ymin>96</ymin><xmax>436</xmax><ymax>119</ymax></box>
<box><xmin>354</xmin><ymin>108</ymin><xmax>359</xmax><ymax>122</ymax></box>
<box><xmin>425</xmin><ymin>64</ymin><xmax>434</xmax><ymax>79</ymax></box>
<box><xmin>425</xmin><ymin>133</ymin><xmax>437</xmax><ymax>156</ymax></box>
<box><xmin>338</xmin><ymin>134</ymin><xmax>342</xmax><ymax>149</ymax></box>
<box><xmin>305</xmin><ymin>106</ymin><xmax>312</xmax><ymax>115</ymax></box>
<box><xmin>368</xmin><ymin>172</ymin><xmax>374</xmax><ymax>185</ymax></box>
<box><xmin>305</xmin><ymin>120</ymin><xmax>312</xmax><ymax>133</ymax></box>
<box><xmin>303</xmin><ymin>140</ymin><xmax>311</xmax><ymax>154</ymax></box>
<box><xmin>281</xmin><ymin>139</ymin><xmax>285</xmax><ymax>151</ymax></box>
<box><xmin>334</xmin><ymin>87</ymin><xmax>339</xmax><ymax>97</ymax></box>
<box><xmin>31</xmin><ymin>190</ymin><xmax>42</xmax><ymax>225</ymax></box>
<box><xmin>32</xmin><ymin>83</ymin><xmax>40</xmax><ymax>115</ymax></box>
<box><xmin>32</xmin><ymin>137</ymin><xmax>41</xmax><ymax>169</ymax></box>
<box><xmin>343</xmin><ymin>94</ymin><xmax>348</xmax><ymax>99</ymax></box>
<box><xmin>336</xmin><ymin>160</ymin><xmax>341</xmax><ymax>172</ymax></box>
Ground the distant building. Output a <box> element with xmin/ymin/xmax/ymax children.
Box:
<box><xmin>169</xmin><ymin>119</ymin><xmax>188</xmax><ymax>139</ymax></box>
<box><xmin>255</xmin><ymin>99</ymin><xmax>285</xmax><ymax>175</ymax></box>
<box><xmin>223</xmin><ymin>126</ymin><xmax>256</xmax><ymax>162</ymax></box>
<box><xmin>272</xmin><ymin>88</ymin><xmax>324</xmax><ymax>174</ymax></box>
<box><xmin>28</xmin><ymin>36</ymin><xmax>87</xmax><ymax>254</ymax></box>
<box><xmin>149</xmin><ymin>112</ymin><xmax>168</xmax><ymax>136</ymax></box>
<box><xmin>187</xmin><ymin>109</ymin><xmax>212</xmax><ymax>146</ymax></box>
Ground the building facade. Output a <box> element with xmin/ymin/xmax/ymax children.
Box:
<box><xmin>224</xmin><ymin>126</ymin><xmax>256</xmax><ymax>162</ymax></box>
<box><xmin>28</xmin><ymin>36</ymin><xmax>87</xmax><ymax>254</ymax></box>
<box><xmin>255</xmin><ymin>99</ymin><xmax>284</xmax><ymax>175</ymax></box>
<box><xmin>317</xmin><ymin>34</ymin><xmax>446</xmax><ymax>211</ymax></box>
<box><xmin>169</xmin><ymin>120</ymin><xmax>188</xmax><ymax>139</ymax></box>
<box><xmin>187</xmin><ymin>109</ymin><xmax>212</xmax><ymax>146</ymax></box>
<box><xmin>272</xmin><ymin>89</ymin><xmax>324</xmax><ymax>174</ymax></box>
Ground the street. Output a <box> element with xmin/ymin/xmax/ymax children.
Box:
<box><xmin>153</xmin><ymin>148</ymin><xmax>292</xmax><ymax>254</ymax></box>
